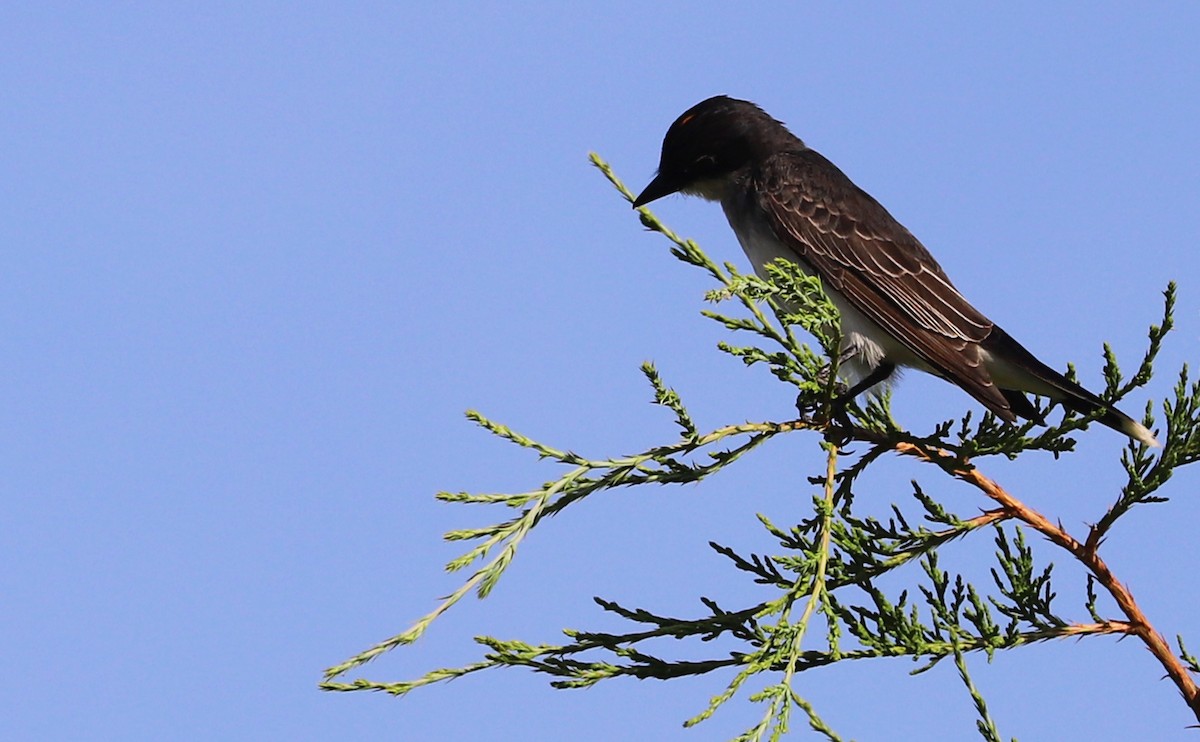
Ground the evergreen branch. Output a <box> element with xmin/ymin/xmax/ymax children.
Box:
<box><xmin>988</xmin><ymin>525</ymin><xmax>1065</xmax><ymax>630</ymax></box>
<box><xmin>1117</xmin><ymin>282</ymin><xmax>1176</xmax><ymax>397</ymax></box>
<box><xmin>641</xmin><ymin>361</ymin><xmax>698</xmax><ymax>439</ymax></box>
<box><xmin>327</xmin><ymin>157</ymin><xmax>1200</xmax><ymax>738</ymax></box>
<box><xmin>327</xmin><ymin>618</ymin><xmax>1135</xmax><ymax>697</ymax></box>
<box><xmin>890</xmin><ymin>438</ymin><xmax>1200</xmax><ymax>721</ymax></box>
<box><xmin>323</xmin><ymin>413</ymin><xmax>818</xmax><ymax>682</ymax></box>
<box><xmin>951</xmin><ymin>636</ymin><xmax>1007</xmax><ymax>742</ymax></box>
<box><xmin>687</xmin><ymin>443</ymin><xmax>843</xmax><ymax>739</ymax></box>
<box><xmin>765</xmin><ymin>442</ymin><xmax>842</xmax><ymax>740</ymax></box>
<box><xmin>1179</xmin><ymin>636</ymin><xmax>1200</xmax><ymax>675</ymax></box>
<box><xmin>1084</xmin><ymin>575</ymin><xmax>1104</xmax><ymax>623</ymax></box>
<box><xmin>1086</xmin><ymin>358</ymin><xmax>1200</xmax><ymax>553</ymax></box>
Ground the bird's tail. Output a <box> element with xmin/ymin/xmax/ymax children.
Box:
<box><xmin>1057</xmin><ymin>394</ymin><xmax>1159</xmax><ymax>448</ymax></box>
<box><xmin>985</xmin><ymin>327</ymin><xmax>1160</xmax><ymax>447</ymax></box>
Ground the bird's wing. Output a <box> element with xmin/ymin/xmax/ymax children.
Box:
<box><xmin>753</xmin><ymin>149</ymin><xmax>1015</xmax><ymax>420</ymax></box>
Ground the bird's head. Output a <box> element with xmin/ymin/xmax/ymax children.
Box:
<box><xmin>633</xmin><ymin>95</ymin><xmax>797</xmax><ymax>207</ymax></box>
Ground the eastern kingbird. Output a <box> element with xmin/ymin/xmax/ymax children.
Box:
<box><xmin>634</xmin><ymin>95</ymin><xmax>1158</xmax><ymax>447</ymax></box>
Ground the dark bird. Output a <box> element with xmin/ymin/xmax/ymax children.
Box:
<box><xmin>633</xmin><ymin>95</ymin><xmax>1158</xmax><ymax>447</ymax></box>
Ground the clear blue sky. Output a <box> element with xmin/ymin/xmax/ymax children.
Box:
<box><xmin>4</xmin><ymin>3</ymin><xmax>1199</xmax><ymax>740</ymax></box>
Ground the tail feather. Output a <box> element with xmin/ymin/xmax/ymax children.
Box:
<box><xmin>983</xmin><ymin>327</ymin><xmax>1160</xmax><ymax>447</ymax></box>
<box><xmin>1000</xmin><ymin>388</ymin><xmax>1044</xmax><ymax>424</ymax></box>
<box><xmin>1058</xmin><ymin>396</ymin><xmax>1159</xmax><ymax>448</ymax></box>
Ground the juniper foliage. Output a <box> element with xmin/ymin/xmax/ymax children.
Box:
<box><xmin>321</xmin><ymin>155</ymin><xmax>1200</xmax><ymax>740</ymax></box>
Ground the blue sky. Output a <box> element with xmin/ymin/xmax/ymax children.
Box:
<box><xmin>3</xmin><ymin>3</ymin><xmax>1199</xmax><ymax>740</ymax></box>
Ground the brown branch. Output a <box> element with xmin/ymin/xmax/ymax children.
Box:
<box><xmin>893</xmin><ymin>441</ymin><xmax>1200</xmax><ymax>722</ymax></box>
<box><xmin>1059</xmin><ymin>620</ymin><xmax>1135</xmax><ymax>637</ymax></box>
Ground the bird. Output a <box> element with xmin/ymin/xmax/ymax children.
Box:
<box><xmin>632</xmin><ymin>95</ymin><xmax>1158</xmax><ymax>447</ymax></box>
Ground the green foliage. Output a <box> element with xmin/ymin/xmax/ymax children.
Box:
<box><xmin>321</xmin><ymin>154</ymin><xmax>1200</xmax><ymax>738</ymax></box>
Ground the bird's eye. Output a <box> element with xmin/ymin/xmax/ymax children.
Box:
<box><xmin>695</xmin><ymin>155</ymin><xmax>717</xmax><ymax>168</ymax></box>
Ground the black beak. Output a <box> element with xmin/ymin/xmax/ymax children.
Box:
<box><xmin>632</xmin><ymin>172</ymin><xmax>681</xmax><ymax>208</ymax></box>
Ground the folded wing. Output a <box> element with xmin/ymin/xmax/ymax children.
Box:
<box><xmin>753</xmin><ymin>149</ymin><xmax>1017</xmax><ymax>420</ymax></box>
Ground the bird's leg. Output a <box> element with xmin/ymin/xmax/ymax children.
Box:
<box><xmin>837</xmin><ymin>361</ymin><xmax>895</xmax><ymax>403</ymax></box>
<box><xmin>830</xmin><ymin>361</ymin><xmax>895</xmax><ymax>420</ymax></box>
